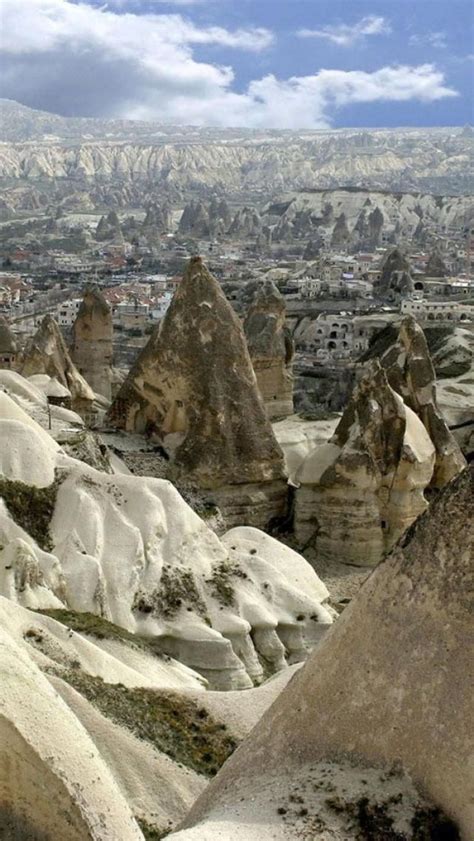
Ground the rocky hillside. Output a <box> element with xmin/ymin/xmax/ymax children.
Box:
<box><xmin>0</xmin><ymin>101</ymin><xmax>472</xmax><ymax>199</ymax></box>
<box><xmin>266</xmin><ymin>188</ymin><xmax>471</xmax><ymax>245</ymax></box>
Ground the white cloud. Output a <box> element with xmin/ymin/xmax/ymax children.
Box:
<box><xmin>0</xmin><ymin>0</ymin><xmax>458</xmax><ymax>128</ymax></box>
<box><xmin>298</xmin><ymin>15</ymin><xmax>391</xmax><ymax>47</ymax></box>
<box><xmin>409</xmin><ymin>32</ymin><xmax>448</xmax><ymax>49</ymax></box>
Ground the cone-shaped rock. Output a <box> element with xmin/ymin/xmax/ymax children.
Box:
<box><xmin>294</xmin><ymin>361</ymin><xmax>436</xmax><ymax>562</ymax></box>
<box><xmin>173</xmin><ymin>466</ymin><xmax>473</xmax><ymax>841</ymax></box>
<box><xmin>244</xmin><ymin>280</ymin><xmax>294</xmax><ymax>420</ymax></box>
<box><xmin>426</xmin><ymin>249</ymin><xmax>448</xmax><ymax>278</ymax></box>
<box><xmin>18</xmin><ymin>314</ymin><xmax>94</xmax><ymax>414</ymax></box>
<box><xmin>361</xmin><ymin>316</ymin><xmax>466</xmax><ymax>487</ymax></box>
<box><xmin>71</xmin><ymin>285</ymin><xmax>113</xmax><ymax>401</ymax></box>
<box><xmin>376</xmin><ymin>246</ymin><xmax>414</xmax><ymax>299</ymax></box>
<box><xmin>0</xmin><ymin>316</ymin><xmax>17</xmax><ymax>368</ymax></box>
<box><xmin>107</xmin><ymin>258</ymin><xmax>286</xmax><ymax>524</ymax></box>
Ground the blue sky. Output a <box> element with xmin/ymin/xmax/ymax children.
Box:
<box><xmin>1</xmin><ymin>0</ymin><xmax>473</xmax><ymax>127</ymax></box>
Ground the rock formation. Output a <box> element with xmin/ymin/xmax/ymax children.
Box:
<box><xmin>107</xmin><ymin>258</ymin><xmax>287</xmax><ymax>528</ymax></box>
<box><xmin>0</xmin><ymin>593</ymin><xmax>302</xmax><ymax>839</ymax></box>
<box><xmin>209</xmin><ymin>196</ymin><xmax>232</xmax><ymax>232</ymax></box>
<box><xmin>330</xmin><ymin>212</ymin><xmax>351</xmax><ymax>248</ymax></box>
<box><xmin>228</xmin><ymin>207</ymin><xmax>262</xmax><ymax>239</ymax></box>
<box><xmin>302</xmin><ymin>236</ymin><xmax>323</xmax><ymax>260</ymax></box>
<box><xmin>172</xmin><ymin>466</ymin><xmax>473</xmax><ymax>841</ymax></box>
<box><xmin>71</xmin><ymin>285</ymin><xmax>113</xmax><ymax>401</ymax></box>
<box><xmin>95</xmin><ymin>209</ymin><xmax>121</xmax><ymax>241</ymax></box>
<box><xmin>361</xmin><ymin>316</ymin><xmax>466</xmax><ymax>487</ymax></box>
<box><xmin>18</xmin><ymin>314</ymin><xmax>95</xmax><ymax>415</ymax></box>
<box><xmin>143</xmin><ymin>202</ymin><xmax>170</xmax><ymax>233</ymax></box>
<box><xmin>427</xmin><ymin>325</ymin><xmax>473</xmax><ymax>379</ymax></box>
<box><xmin>294</xmin><ymin>361</ymin><xmax>436</xmax><ymax>562</ymax></box>
<box><xmin>425</xmin><ymin>248</ymin><xmax>448</xmax><ymax>277</ymax></box>
<box><xmin>178</xmin><ymin>201</ymin><xmax>210</xmax><ymax>238</ymax></box>
<box><xmin>0</xmin><ymin>602</ymin><xmax>144</xmax><ymax>841</ymax></box>
<box><xmin>0</xmin><ymin>316</ymin><xmax>17</xmax><ymax>368</ymax></box>
<box><xmin>375</xmin><ymin>246</ymin><xmax>414</xmax><ymax>299</ymax></box>
<box><xmin>0</xmin><ymin>374</ymin><xmax>332</xmax><ymax>693</ymax></box>
<box><xmin>244</xmin><ymin>281</ymin><xmax>294</xmax><ymax>420</ymax></box>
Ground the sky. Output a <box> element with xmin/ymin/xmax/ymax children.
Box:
<box><xmin>0</xmin><ymin>0</ymin><xmax>473</xmax><ymax>128</ymax></box>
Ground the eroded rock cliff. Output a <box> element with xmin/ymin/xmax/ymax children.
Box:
<box><xmin>71</xmin><ymin>286</ymin><xmax>113</xmax><ymax>402</ymax></box>
<box><xmin>244</xmin><ymin>281</ymin><xmax>294</xmax><ymax>420</ymax></box>
<box><xmin>172</xmin><ymin>466</ymin><xmax>473</xmax><ymax>841</ymax></box>
<box><xmin>294</xmin><ymin>362</ymin><xmax>436</xmax><ymax>563</ymax></box>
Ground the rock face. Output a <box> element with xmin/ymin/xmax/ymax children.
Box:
<box><xmin>361</xmin><ymin>317</ymin><xmax>466</xmax><ymax>487</ymax></box>
<box><xmin>243</xmin><ymin>281</ymin><xmax>294</xmax><ymax>420</ymax></box>
<box><xmin>0</xmin><ymin>316</ymin><xmax>17</xmax><ymax>368</ymax></box>
<box><xmin>375</xmin><ymin>247</ymin><xmax>414</xmax><ymax>299</ymax></box>
<box><xmin>0</xmin><ymin>604</ymin><xmax>144</xmax><ymax>841</ymax></box>
<box><xmin>71</xmin><ymin>286</ymin><xmax>113</xmax><ymax>401</ymax></box>
<box><xmin>330</xmin><ymin>212</ymin><xmax>351</xmax><ymax>248</ymax></box>
<box><xmin>18</xmin><ymin>314</ymin><xmax>95</xmax><ymax>415</ymax></box>
<box><xmin>178</xmin><ymin>201</ymin><xmax>210</xmax><ymax>238</ymax></box>
<box><xmin>95</xmin><ymin>209</ymin><xmax>121</xmax><ymax>241</ymax></box>
<box><xmin>0</xmin><ymin>102</ymin><xmax>472</xmax><ymax>197</ymax></box>
<box><xmin>107</xmin><ymin>258</ymin><xmax>287</xmax><ymax>528</ymax></box>
<box><xmin>0</xmin><ymin>374</ymin><xmax>333</xmax><ymax>692</ymax></box>
<box><xmin>143</xmin><ymin>202</ymin><xmax>170</xmax><ymax>234</ymax></box>
<box><xmin>425</xmin><ymin>249</ymin><xmax>448</xmax><ymax>277</ymax></box>
<box><xmin>426</xmin><ymin>325</ymin><xmax>473</xmax><ymax>379</ymax></box>
<box><xmin>173</xmin><ymin>466</ymin><xmax>473</xmax><ymax>841</ymax></box>
<box><xmin>228</xmin><ymin>207</ymin><xmax>262</xmax><ymax>239</ymax></box>
<box><xmin>294</xmin><ymin>362</ymin><xmax>436</xmax><ymax>563</ymax></box>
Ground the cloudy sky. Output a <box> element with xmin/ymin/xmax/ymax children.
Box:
<box><xmin>0</xmin><ymin>0</ymin><xmax>472</xmax><ymax>128</ymax></box>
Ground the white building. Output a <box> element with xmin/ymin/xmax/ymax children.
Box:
<box><xmin>55</xmin><ymin>298</ymin><xmax>82</xmax><ymax>327</ymax></box>
<box><xmin>401</xmin><ymin>298</ymin><xmax>473</xmax><ymax>322</ymax></box>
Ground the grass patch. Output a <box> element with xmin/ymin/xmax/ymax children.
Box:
<box><xmin>54</xmin><ymin>669</ymin><xmax>238</xmax><ymax>777</ymax></box>
<box><xmin>297</xmin><ymin>409</ymin><xmax>340</xmax><ymax>422</ymax></box>
<box><xmin>133</xmin><ymin>566</ymin><xmax>209</xmax><ymax>621</ymax></box>
<box><xmin>136</xmin><ymin>818</ymin><xmax>170</xmax><ymax>840</ymax></box>
<box><xmin>35</xmin><ymin>609</ymin><xmax>158</xmax><ymax>655</ymax></box>
<box><xmin>208</xmin><ymin>561</ymin><xmax>248</xmax><ymax>607</ymax></box>
<box><xmin>0</xmin><ymin>474</ymin><xmax>63</xmax><ymax>551</ymax></box>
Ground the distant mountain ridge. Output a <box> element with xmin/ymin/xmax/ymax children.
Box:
<box><xmin>0</xmin><ymin>100</ymin><xmax>472</xmax><ymax>198</ymax></box>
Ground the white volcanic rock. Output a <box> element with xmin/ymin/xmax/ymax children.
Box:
<box><xmin>49</xmin><ymin>462</ymin><xmax>332</xmax><ymax>687</ymax></box>
<box><xmin>0</xmin><ymin>392</ymin><xmax>59</xmax><ymax>486</ymax></box>
<box><xmin>272</xmin><ymin>415</ymin><xmax>339</xmax><ymax>482</ymax></box>
<box><xmin>0</xmin><ymin>368</ymin><xmax>49</xmax><ymax>409</ymax></box>
<box><xmin>294</xmin><ymin>363</ymin><xmax>436</xmax><ymax>564</ymax></box>
<box><xmin>0</xmin><ymin>596</ymin><xmax>203</xmax><ymax>693</ymax></box>
<box><xmin>0</xmin><ymin>593</ymin><xmax>303</xmax><ymax>838</ymax></box>
<box><xmin>1</xmin><ymin>374</ymin><xmax>332</xmax><ymax>689</ymax></box>
<box><xmin>172</xmin><ymin>466</ymin><xmax>473</xmax><ymax>841</ymax></box>
<box><xmin>0</xmin><ymin>602</ymin><xmax>143</xmax><ymax>841</ymax></box>
<box><xmin>0</xmin><ymin>500</ymin><xmax>65</xmax><ymax>610</ymax></box>
<box><xmin>49</xmin><ymin>675</ymin><xmax>206</xmax><ymax>835</ymax></box>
